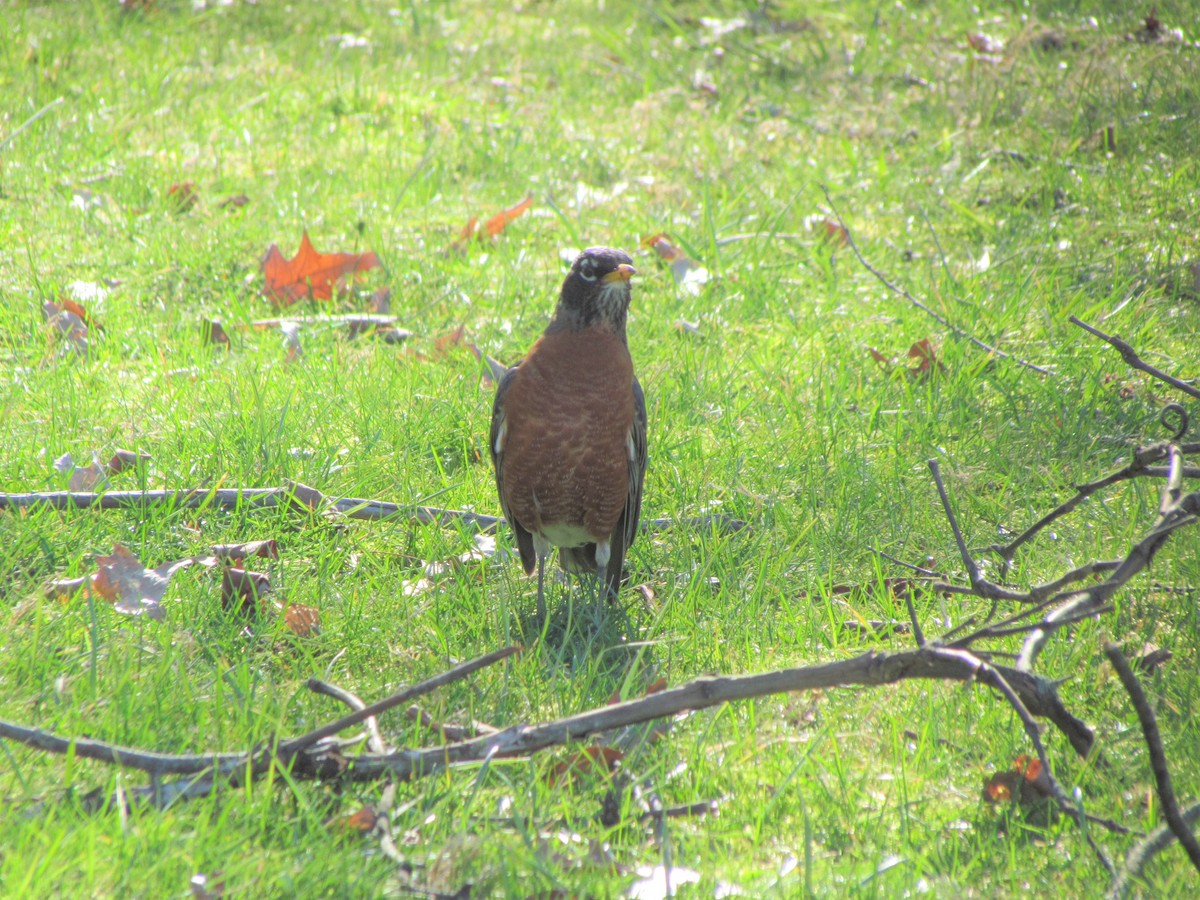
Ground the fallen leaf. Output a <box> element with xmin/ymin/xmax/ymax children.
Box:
<box><xmin>817</xmin><ymin>217</ymin><xmax>849</xmax><ymax>246</ymax></box>
<box><xmin>42</xmin><ymin>301</ymin><xmax>89</xmax><ymax>355</ymax></box>
<box><xmin>449</xmin><ymin>216</ymin><xmax>479</xmax><ymax>255</ymax></box>
<box><xmin>330</xmin><ymin>804</ymin><xmax>379</xmax><ymax>833</ymax></box>
<box><xmin>261</xmin><ymin>231</ymin><xmax>382</xmax><ymax>307</ymax></box>
<box><xmin>167</xmin><ymin>182</ymin><xmax>198</xmax><ymax>213</ymax></box>
<box><xmin>200</xmin><ymin>318</ymin><xmax>229</xmax><ymax>346</ymax></box>
<box><xmin>211</xmin><ymin>539</ymin><xmax>279</xmax><ymax>562</ymax></box>
<box><xmin>433</xmin><ymin>323</ymin><xmax>468</xmax><ymax>356</ymax></box>
<box><xmin>449</xmin><ymin>197</ymin><xmax>534</xmax><ymax>253</ymax></box>
<box><xmin>642</xmin><ymin>232</ymin><xmax>709</xmax><ymax>295</ymax></box>
<box><xmin>982</xmin><ymin>755</ymin><xmax>1055</xmax><ymax>813</ymax></box>
<box><xmin>626</xmin><ymin>864</ymin><xmax>702</xmax><ymax>900</ymax></box>
<box><xmin>91</xmin><ymin>544</ymin><xmax>196</xmax><ymax>620</ymax></box>
<box><xmin>278</xmin><ymin>601</ymin><xmax>320</xmax><ymax>637</ymax></box>
<box><xmin>367</xmin><ymin>287</ymin><xmax>391</xmax><ymax>314</ymax></box>
<box><xmin>106</xmin><ymin>449</ymin><xmax>152</xmax><ymax>474</ymax></box>
<box><xmin>66</xmin><ymin>451</ymin><xmax>111</xmax><ymax>491</ymax></box>
<box><xmin>218</xmin><ymin>194</ymin><xmax>250</xmax><ymax>210</ymax></box>
<box><xmin>907</xmin><ymin>338</ymin><xmax>945</xmax><ymax>376</ymax></box>
<box><xmin>869</xmin><ymin>339</ymin><xmax>945</xmax><ymax>380</ymax></box>
<box><xmin>547</xmin><ymin>745</ymin><xmax>624</xmax><ymax>786</ymax></box>
<box><xmin>221</xmin><ymin>567</ymin><xmax>271</xmax><ymax>614</ymax></box>
<box><xmin>481</xmin><ymin>196</ymin><xmax>533</xmax><ymax>239</ymax></box>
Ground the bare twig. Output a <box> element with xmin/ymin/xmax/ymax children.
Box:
<box><xmin>928</xmin><ymin>460</ymin><xmax>1030</xmax><ymax>604</ymax></box>
<box><xmin>0</xmin><ymin>721</ymin><xmax>248</xmax><ymax>776</ymax></box>
<box><xmin>0</xmin><ymin>489</ymin><xmax>746</xmax><ymax>535</ymax></box>
<box><xmin>282</xmin><ymin>646</ymin><xmax>520</xmax><ymax>756</ymax></box>
<box><xmin>308</xmin><ymin>679</ymin><xmax>387</xmax><ymax>754</ymax></box>
<box><xmin>985</xmin><ymin>439</ymin><xmax>1200</xmax><ymax>563</ymax></box>
<box><xmin>1017</xmin><ymin>488</ymin><xmax>1200</xmax><ymax>672</ymax></box>
<box><xmin>1109</xmin><ymin>802</ymin><xmax>1200</xmax><ymax>899</ymax></box>
<box><xmin>820</xmin><ymin>185</ymin><xmax>1053</xmax><ymax>375</ymax></box>
<box><xmin>1071</xmin><ymin>316</ymin><xmax>1200</xmax><ymax>401</ymax></box>
<box><xmin>1104</xmin><ymin>643</ymin><xmax>1200</xmax><ymax>873</ymax></box>
<box><xmin>0</xmin><ymin>96</ymin><xmax>64</xmax><ymax>154</ymax></box>
<box><xmin>930</xmin><ymin>647</ymin><xmax>1113</xmax><ymax>874</ymax></box>
<box><xmin>0</xmin><ymin>644</ymin><xmax>1098</xmax><ymax>802</ymax></box>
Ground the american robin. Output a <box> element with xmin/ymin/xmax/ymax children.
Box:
<box><xmin>489</xmin><ymin>246</ymin><xmax>648</xmax><ymax>618</ymax></box>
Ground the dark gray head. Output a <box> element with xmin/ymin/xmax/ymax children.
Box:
<box><xmin>549</xmin><ymin>246</ymin><xmax>637</xmax><ymax>334</ymax></box>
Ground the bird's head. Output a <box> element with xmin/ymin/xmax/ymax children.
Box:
<box><xmin>551</xmin><ymin>246</ymin><xmax>637</xmax><ymax>334</ymax></box>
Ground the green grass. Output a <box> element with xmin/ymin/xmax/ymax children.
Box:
<box><xmin>2</xmin><ymin>0</ymin><xmax>1199</xmax><ymax>895</ymax></box>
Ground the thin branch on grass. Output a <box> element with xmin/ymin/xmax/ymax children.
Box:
<box><xmin>0</xmin><ymin>643</ymin><xmax>1097</xmax><ymax>802</ymax></box>
<box><xmin>281</xmin><ymin>646</ymin><xmax>521</xmax><ymax>756</ymax></box>
<box><xmin>0</xmin><ymin>96</ymin><xmax>64</xmax><ymax>154</ymax></box>
<box><xmin>819</xmin><ymin>185</ymin><xmax>1053</xmax><ymax>375</ymax></box>
<box><xmin>985</xmin><ymin>436</ymin><xmax>1200</xmax><ymax>562</ymax></box>
<box><xmin>930</xmin><ymin>647</ymin><xmax>1113</xmax><ymax>874</ymax></box>
<box><xmin>1071</xmin><ymin>316</ymin><xmax>1200</xmax><ymax>402</ymax></box>
<box><xmin>1103</xmin><ymin>643</ymin><xmax>1200</xmax><ymax>873</ymax></box>
<box><xmin>0</xmin><ymin>487</ymin><xmax>746</xmax><ymax>535</ymax></box>
<box><xmin>308</xmin><ymin>679</ymin><xmax>387</xmax><ymax>754</ymax></box>
<box><xmin>1109</xmin><ymin>802</ymin><xmax>1200</xmax><ymax>899</ymax></box>
<box><xmin>1016</xmin><ymin>486</ymin><xmax>1199</xmax><ymax>672</ymax></box>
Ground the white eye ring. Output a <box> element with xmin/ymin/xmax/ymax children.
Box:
<box><xmin>578</xmin><ymin>258</ymin><xmax>597</xmax><ymax>282</ymax></box>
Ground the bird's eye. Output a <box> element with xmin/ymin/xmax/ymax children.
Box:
<box><xmin>578</xmin><ymin>258</ymin><xmax>597</xmax><ymax>282</ymax></box>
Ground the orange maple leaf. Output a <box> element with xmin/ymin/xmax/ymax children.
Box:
<box><xmin>261</xmin><ymin>231</ymin><xmax>381</xmax><ymax>307</ymax></box>
<box><xmin>481</xmin><ymin>196</ymin><xmax>533</xmax><ymax>238</ymax></box>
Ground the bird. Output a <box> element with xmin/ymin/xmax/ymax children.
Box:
<box><xmin>489</xmin><ymin>246</ymin><xmax>647</xmax><ymax>619</ymax></box>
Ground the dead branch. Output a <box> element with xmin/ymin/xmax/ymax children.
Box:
<box><xmin>281</xmin><ymin>646</ymin><xmax>521</xmax><ymax>756</ymax></box>
<box><xmin>1015</xmin><ymin>486</ymin><xmax>1199</xmax><ymax>672</ymax></box>
<box><xmin>1104</xmin><ymin>643</ymin><xmax>1200</xmax><ymax>872</ymax></box>
<box><xmin>988</xmin><ymin>436</ymin><xmax>1200</xmax><ymax>562</ymax></box>
<box><xmin>1071</xmin><ymin>316</ymin><xmax>1200</xmax><ymax>402</ymax></box>
<box><xmin>1109</xmin><ymin>802</ymin><xmax>1200</xmax><ymax>899</ymax></box>
<box><xmin>0</xmin><ymin>487</ymin><xmax>746</xmax><ymax>535</ymax></box>
<box><xmin>0</xmin><ymin>643</ymin><xmax>1096</xmax><ymax>804</ymax></box>
<box><xmin>308</xmin><ymin>679</ymin><xmax>386</xmax><ymax>754</ymax></box>
<box><xmin>820</xmin><ymin>185</ymin><xmax>1054</xmax><ymax>376</ymax></box>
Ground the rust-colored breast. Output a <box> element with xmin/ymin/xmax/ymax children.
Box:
<box><xmin>499</xmin><ymin>327</ymin><xmax>635</xmax><ymax>545</ymax></box>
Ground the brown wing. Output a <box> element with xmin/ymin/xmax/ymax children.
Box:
<box><xmin>490</xmin><ymin>362</ymin><xmax>537</xmax><ymax>576</ymax></box>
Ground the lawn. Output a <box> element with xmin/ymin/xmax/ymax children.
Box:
<box><xmin>2</xmin><ymin>0</ymin><xmax>1199</xmax><ymax>896</ymax></box>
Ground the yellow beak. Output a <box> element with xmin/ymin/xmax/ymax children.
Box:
<box><xmin>602</xmin><ymin>263</ymin><xmax>637</xmax><ymax>284</ymax></box>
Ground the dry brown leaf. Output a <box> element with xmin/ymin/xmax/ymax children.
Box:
<box><xmin>42</xmin><ymin>301</ymin><xmax>89</xmax><ymax>355</ymax></box>
<box><xmin>278</xmin><ymin>601</ymin><xmax>320</xmax><ymax>637</ymax></box>
<box><xmin>262</xmin><ymin>231</ymin><xmax>382</xmax><ymax>307</ymax></box>
<box><xmin>221</xmin><ymin>567</ymin><xmax>271</xmax><ymax>614</ymax></box>
<box><xmin>982</xmin><ymin>755</ymin><xmax>1054</xmax><ymax>809</ymax></box>
<box><xmin>433</xmin><ymin>323</ymin><xmax>468</xmax><ymax>356</ymax></box>
<box><xmin>107</xmin><ymin>449</ymin><xmax>152</xmax><ymax>474</ymax></box>
<box><xmin>547</xmin><ymin>745</ymin><xmax>624</xmax><ymax>786</ymax></box>
<box><xmin>481</xmin><ymin>196</ymin><xmax>533</xmax><ymax>239</ymax></box>
<box><xmin>167</xmin><ymin>182</ymin><xmax>198</xmax><ymax>213</ymax></box>
<box><xmin>367</xmin><ymin>287</ymin><xmax>391</xmax><ymax>314</ymax></box>
<box><xmin>90</xmin><ymin>543</ymin><xmax>197</xmax><ymax>620</ymax></box>
<box><xmin>449</xmin><ymin>197</ymin><xmax>533</xmax><ymax>253</ymax></box>
<box><xmin>641</xmin><ymin>232</ymin><xmax>708</xmax><ymax>295</ymax></box>
<box><xmin>211</xmin><ymin>539</ymin><xmax>279</xmax><ymax>562</ymax></box>
<box><xmin>330</xmin><ymin>804</ymin><xmax>379</xmax><ymax>833</ymax></box>
<box><xmin>907</xmin><ymin>338</ymin><xmax>946</xmax><ymax>376</ymax></box>
<box><xmin>218</xmin><ymin>194</ymin><xmax>249</xmax><ymax>210</ymax></box>
<box><xmin>200</xmin><ymin>318</ymin><xmax>230</xmax><ymax>346</ymax></box>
